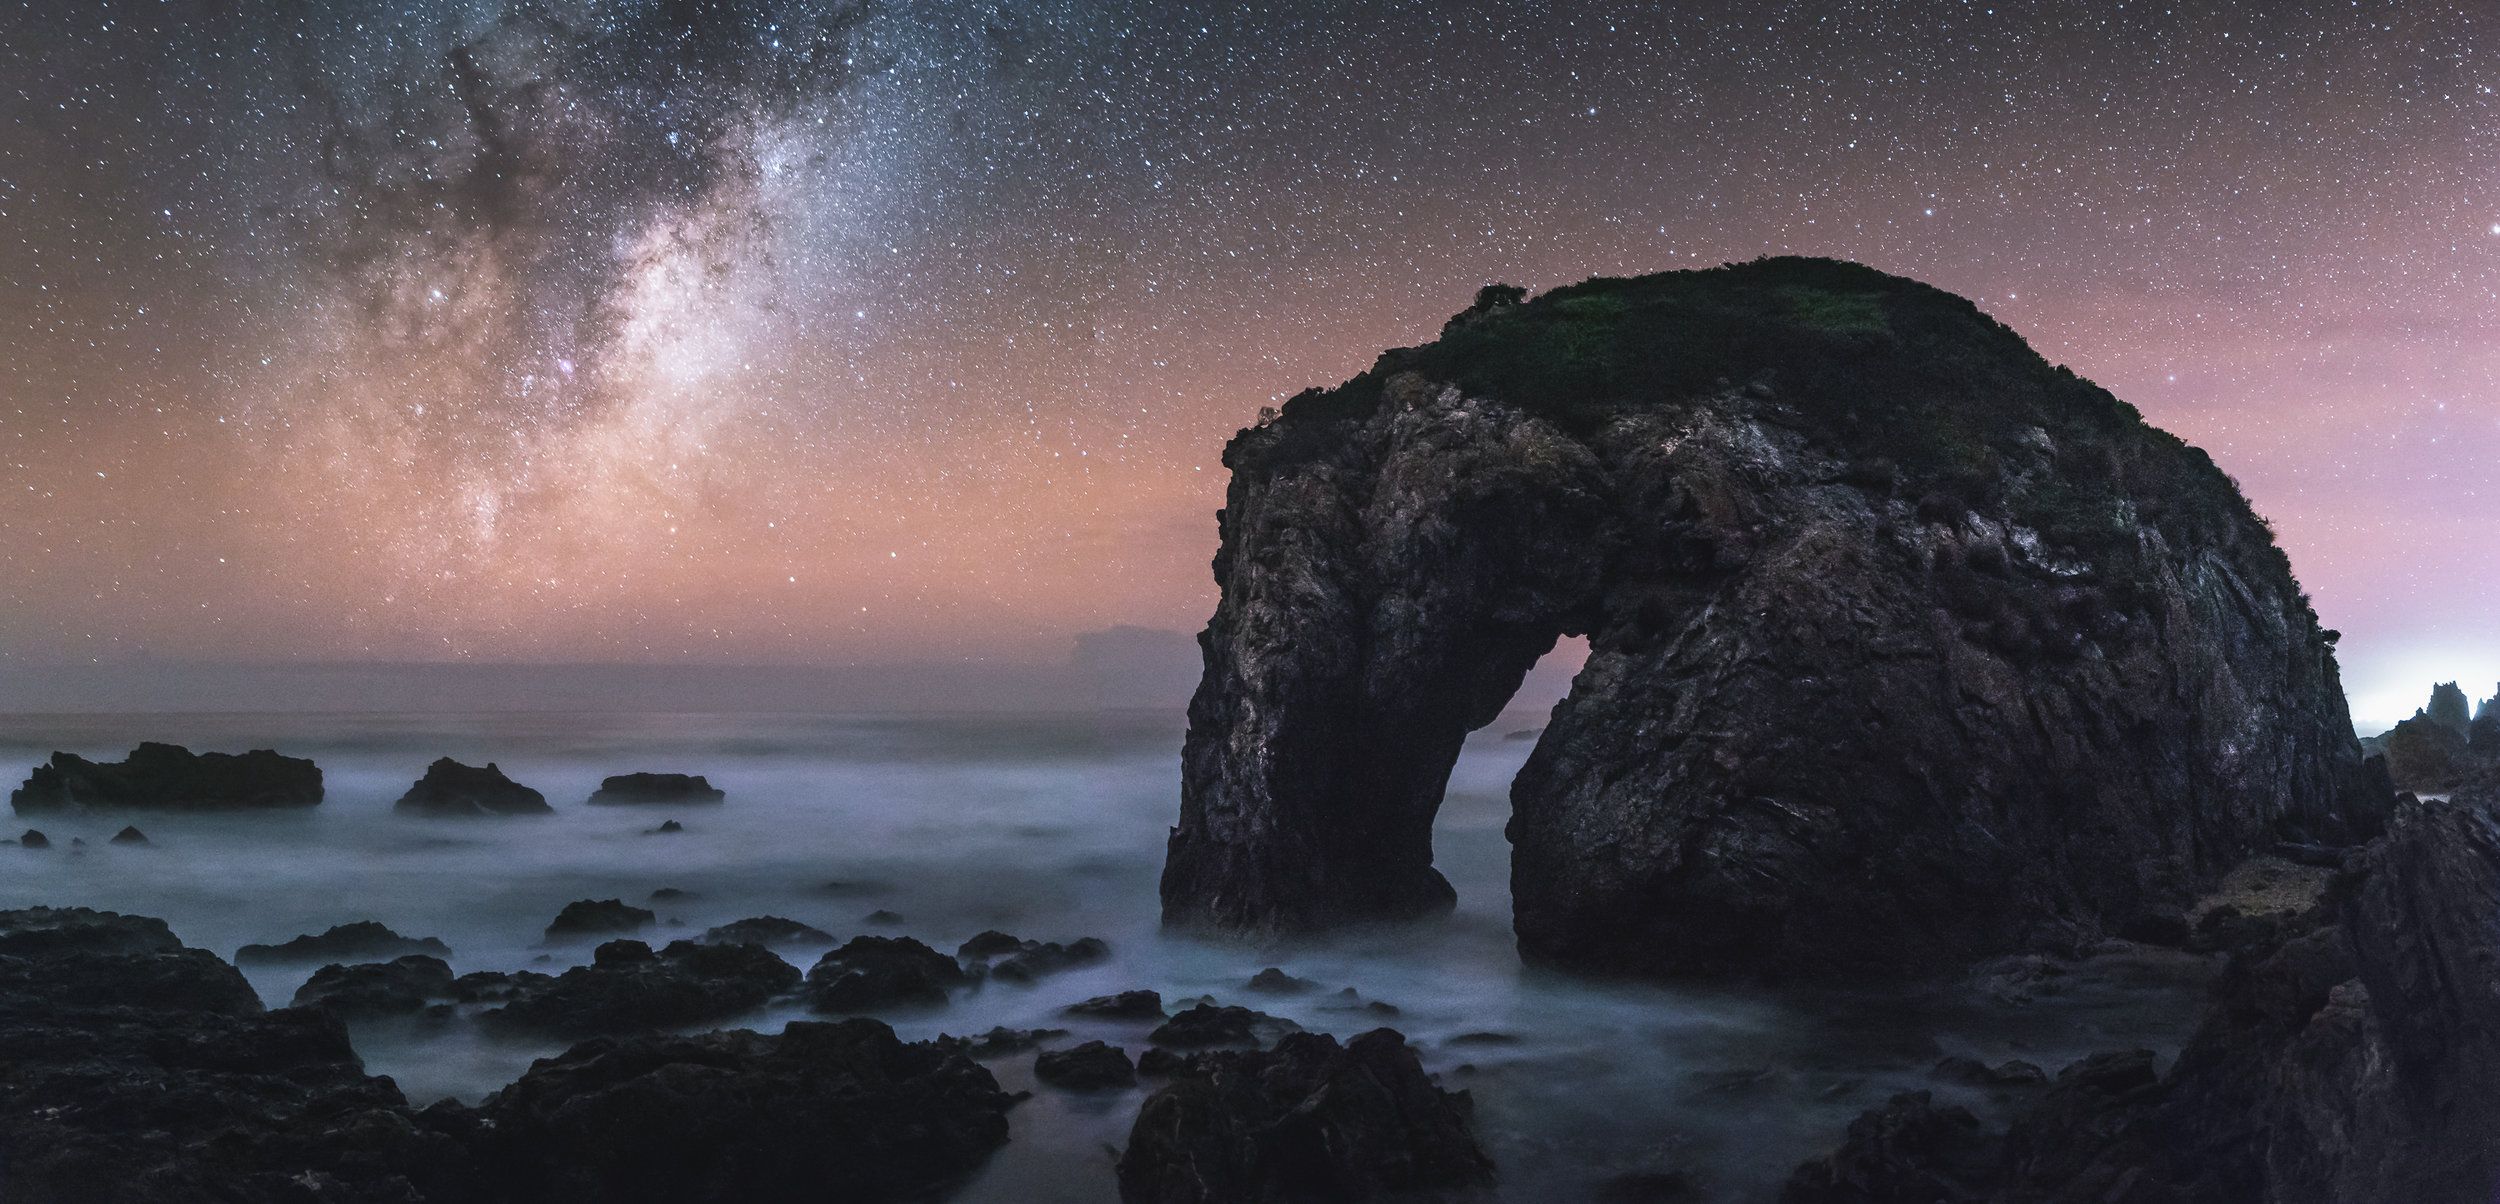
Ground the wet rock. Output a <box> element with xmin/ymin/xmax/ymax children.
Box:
<box><xmin>108</xmin><ymin>824</ymin><xmax>148</xmax><ymax>845</ymax></box>
<box><xmin>10</xmin><ymin>742</ymin><xmax>324</xmax><ymax>813</ymax></box>
<box><xmin>1780</xmin><ymin>1090</ymin><xmax>1999</xmax><ymax>1203</ymax></box>
<box><xmin>1117</xmin><ymin>1029</ymin><xmax>1496</xmax><ymax>1203</ymax></box>
<box><xmin>585</xmin><ymin>771</ymin><xmax>725</xmax><ymax>805</ymax></box>
<box><xmin>477</xmin><ymin>1018</ymin><xmax>1013</xmax><ymax>1203</ymax></box>
<box><xmin>1928</xmin><ymin>1056</ymin><xmax>2048</xmax><ymax>1088</ymax></box>
<box><xmin>482</xmin><ymin>939</ymin><xmax>799</xmax><ymax>1039</ymax></box>
<box><xmin>543</xmin><ymin>898</ymin><xmax>656</xmax><ymax>942</ymax></box>
<box><xmin>293</xmin><ymin>954</ymin><xmax>458</xmax><ymax>1019</ymax></box>
<box><xmin>235</xmin><ymin>920</ymin><xmax>454</xmax><ymax>966</ymax></box>
<box><xmin>0</xmin><ymin>906</ymin><xmax>484</xmax><ymax>1201</ymax></box>
<box><xmin>700</xmin><ymin>916</ymin><xmax>835</xmax><ymax>948</ymax></box>
<box><xmin>394</xmin><ymin>757</ymin><xmax>552</xmax><ymax>816</ymax></box>
<box><xmin>1244</xmin><ymin>966</ymin><xmax>1319</xmax><ymax>995</ymax></box>
<box><xmin>805</xmin><ymin>935</ymin><xmax>968</xmax><ymax>1012</ymax></box>
<box><xmin>1035</xmin><ymin>1040</ymin><xmax>1138</xmax><ymax>1090</ymax></box>
<box><xmin>1149</xmin><ymin>1003</ymin><xmax>1301</xmax><ymax>1050</ymax></box>
<box><xmin>1164</xmin><ymin>259</ymin><xmax>2385</xmax><ymax>980</ymax></box>
<box><xmin>1065</xmin><ymin>989</ymin><xmax>1166</xmax><ymax>1020</ymax></box>
<box><xmin>18</xmin><ymin>828</ymin><xmax>46</xmax><ymax>848</ymax></box>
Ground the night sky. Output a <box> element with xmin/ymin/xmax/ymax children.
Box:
<box><xmin>3</xmin><ymin>0</ymin><xmax>2493</xmax><ymax>728</ymax></box>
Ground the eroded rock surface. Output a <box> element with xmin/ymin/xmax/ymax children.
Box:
<box><xmin>1166</xmin><ymin>258</ymin><xmax>2384</xmax><ymax>979</ymax></box>
<box><xmin>10</xmin><ymin>742</ymin><xmax>323</xmax><ymax>813</ymax></box>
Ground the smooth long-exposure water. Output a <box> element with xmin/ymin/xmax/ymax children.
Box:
<box><xmin>0</xmin><ymin>709</ymin><xmax>2217</xmax><ymax>1201</ymax></box>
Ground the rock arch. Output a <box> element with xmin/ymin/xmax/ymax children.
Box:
<box><xmin>1161</xmin><ymin>259</ymin><xmax>2387</xmax><ymax>979</ymax></box>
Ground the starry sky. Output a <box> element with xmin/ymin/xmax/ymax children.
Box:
<box><xmin>3</xmin><ymin>0</ymin><xmax>2493</xmax><ymax>728</ymax></box>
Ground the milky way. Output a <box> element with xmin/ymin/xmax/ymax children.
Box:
<box><xmin>4</xmin><ymin>1</ymin><xmax>2494</xmax><ymax>726</ymax></box>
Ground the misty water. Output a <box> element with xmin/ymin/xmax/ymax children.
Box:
<box><xmin>0</xmin><ymin>707</ymin><xmax>2217</xmax><ymax>1201</ymax></box>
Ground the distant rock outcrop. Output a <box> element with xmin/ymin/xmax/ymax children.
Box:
<box><xmin>394</xmin><ymin>758</ymin><xmax>552</xmax><ymax>816</ymax></box>
<box><xmin>586</xmin><ymin>772</ymin><xmax>725</xmax><ymax>805</ymax></box>
<box><xmin>2371</xmin><ymin>681</ymin><xmax>2500</xmax><ymax>792</ymax></box>
<box><xmin>543</xmin><ymin>899</ymin><xmax>655</xmax><ymax>942</ymax></box>
<box><xmin>1165</xmin><ymin>258</ymin><xmax>2386</xmax><ymax>980</ymax></box>
<box><xmin>235</xmin><ymin>920</ymin><xmax>453</xmax><ymax>966</ymax></box>
<box><xmin>10</xmin><ymin>742</ymin><xmax>322</xmax><ymax>813</ymax></box>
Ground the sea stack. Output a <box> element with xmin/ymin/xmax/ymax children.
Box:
<box><xmin>393</xmin><ymin>759</ymin><xmax>552</xmax><ymax>817</ymax></box>
<box><xmin>1163</xmin><ymin>257</ymin><xmax>2387</xmax><ymax>980</ymax></box>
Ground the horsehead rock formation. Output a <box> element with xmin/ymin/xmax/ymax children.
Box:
<box><xmin>1163</xmin><ymin>258</ymin><xmax>2387</xmax><ymax>979</ymax></box>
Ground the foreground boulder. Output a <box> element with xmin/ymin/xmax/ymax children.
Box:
<box><xmin>394</xmin><ymin>758</ymin><xmax>552</xmax><ymax>816</ymax></box>
<box><xmin>236</xmin><ymin>919</ymin><xmax>452</xmax><ymax>965</ymax></box>
<box><xmin>481</xmin><ymin>938</ymin><xmax>799</xmax><ymax>1038</ymax></box>
<box><xmin>0</xmin><ymin>907</ymin><xmax>484</xmax><ymax>1201</ymax></box>
<box><xmin>1118</xmin><ymin>1029</ymin><xmax>1495</xmax><ymax>1203</ymax></box>
<box><xmin>1165</xmin><ymin>258</ymin><xmax>2386</xmax><ymax>979</ymax></box>
<box><xmin>10</xmin><ymin>742</ymin><xmax>322</xmax><ymax>813</ymax></box>
<box><xmin>586</xmin><ymin>772</ymin><xmax>725</xmax><ymax>805</ymax></box>
<box><xmin>475</xmin><ymin>1019</ymin><xmax>1014</xmax><ymax>1203</ymax></box>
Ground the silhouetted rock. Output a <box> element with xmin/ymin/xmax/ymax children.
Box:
<box><xmin>643</xmin><ymin>819</ymin><xmax>683</xmax><ymax>834</ymax></box>
<box><xmin>1165</xmin><ymin>258</ymin><xmax>2386</xmax><ymax>979</ymax></box>
<box><xmin>235</xmin><ymin>920</ymin><xmax>453</xmax><ymax>965</ymax></box>
<box><xmin>10</xmin><ymin>742</ymin><xmax>322</xmax><ymax>813</ymax></box>
<box><xmin>700</xmin><ymin>916</ymin><xmax>835</xmax><ymax>948</ymax></box>
<box><xmin>1065</xmin><ymin>989</ymin><xmax>1165</xmax><ymax>1020</ymax></box>
<box><xmin>481</xmin><ymin>939</ymin><xmax>799</xmax><ymax>1038</ymax></box>
<box><xmin>1244</xmin><ymin>966</ymin><xmax>1318</xmax><ymax>995</ymax></box>
<box><xmin>1780</xmin><ymin>1090</ymin><xmax>1998</xmax><ymax>1204</ymax></box>
<box><xmin>957</xmin><ymin>930</ymin><xmax>1028</xmax><ymax>960</ymax></box>
<box><xmin>395</xmin><ymin>757</ymin><xmax>552</xmax><ymax>816</ymax></box>
<box><xmin>955</xmin><ymin>929</ymin><xmax>1109</xmax><ymax>982</ymax></box>
<box><xmin>108</xmin><ymin>824</ymin><xmax>148</xmax><ymax>845</ymax></box>
<box><xmin>543</xmin><ymin>898</ymin><xmax>655</xmax><ymax>942</ymax></box>
<box><xmin>18</xmin><ymin>828</ymin><xmax>47</xmax><ymax>848</ymax></box>
<box><xmin>805</xmin><ymin>935</ymin><xmax>968</xmax><ymax>1012</ymax></box>
<box><xmin>586</xmin><ymin>771</ymin><xmax>726</xmax><ymax>805</ymax></box>
<box><xmin>0</xmin><ymin>906</ymin><xmax>484</xmax><ymax>1201</ymax></box>
<box><xmin>1149</xmin><ymin>1003</ymin><xmax>1301</xmax><ymax>1050</ymax></box>
<box><xmin>476</xmin><ymin>1019</ymin><xmax>1013</xmax><ymax>1203</ymax></box>
<box><xmin>1117</xmin><ymin>1029</ymin><xmax>1496</xmax><ymax>1203</ymax></box>
<box><xmin>293</xmin><ymin>954</ymin><xmax>458</xmax><ymax>1018</ymax></box>
<box><xmin>861</xmin><ymin>908</ymin><xmax>905</xmax><ymax>925</ymax></box>
<box><xmin>648</xmin><ymin>886</ymin><xmax>695</xmax><ymax>900</ymax></box>
<box><xmin>2382</xmin><ymin>688</ymin><xmax>2477</xmax><ymax>792</ymax></box>
<box><xmin>1036</xmin><ymin>1040</ymin><xmax>1137</xmax><ymax>1090</ymax></box>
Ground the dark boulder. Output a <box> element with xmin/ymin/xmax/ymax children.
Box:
<box><xmin>1065</xmin><ymin>989</ymin><xmax>1166</xmax><ymax>1020</ymax></box>
<box><xmin>0</xmin><ymin>906</ymin><xmax>485</xmax><ymax>1202</ymax></box>
<box><xmin>1117</xmin><ymin>1029</ymin><xmax>1496</xmax><ymax>1203</ymax></box>
<box><xmin>1149</xmin><ymin>1003</ymin><xmax>1301</xmax><ymax>1050</ymax></box>
<box><xmin>482</xmin><ymin>939</ymin><xmax>799</xmax><ymax>1039</ymax></box>
<box><xmin>954</xmin><ymin>930</ymin><xmax>1110</xmax><ymax>983</ymax></box>
<box><xmin>699</xmin><ymin>916</ymin><xmax>835</xmax><ymax>948</ymax></box>
<box><xmin>643</xmin><ymin>819</ymin><xmax>683</xmax><ymax>834</ymax></box>
<box><xmin>107</xmin><ymin>825</ymin><xmax>147</xmax><ymax>845</ymax></box>
<box><xmin>11</xmin><ymin>742</ymin><xmax>322</xmax><ymax>813</ymax></box>
<box><xmin>1244</xmin><ymin>967</ymin><xmax>1319</xmax><ymax>995</ymax></box>
<box><xmin>1779</xmin><ymin>1090</ymin><xmax>1998</xmax><ymax>1204</ymax></box>
<box><xmin>454</xmin><ymin>969</ymin><xmax>558</xmax><ymax>1003</ymax></box>
<box><xmin>473</xmin><ymin>1019</ymin><xmax>1013</xmax><ymax>1204</ymax></box>
<box><xmin>293</xmin><ymin>954</ymin><xmax>458</xmax><ymax>1019</ymax></box>
<box><xmin>1034</xmin><ymin>1040</ymin><xmax>1137</xmax><ymax>1090</ymax></box>
<box><xmin>18</xmin><ymin>828</ymin><xmax>46</xmax><ymax>848</ymax></box>
<box><xmin>235</xmin><ymin>920</ymin><xmax>453</xmax><ymax>966</ymax></box>
<box><xmin>805</xmin><ymin>935</ymin><xmax>968</xmax><ymax>1012</ymax></box>
<box><xmin>1164</xmin><ymin>257</ymin><xmax>2385</xmax><ymax>979</ymax></box>
<box><xmin>587</xmin><ymin>772</ymin><xmax>726</xmax><ymax>805</ymax></box>
<box><xmin>941</xmin><ymin>1026</ymin><xmax>1067</xmax><ymax>1058</ymax></box>
<box><xmin>394</xmin><ymin>757</ymin><xmax>552</xmax><ymax>816</ymax></box>
<box><xmin>543</xmin><ymin>898</ymin><xmax>656</xmax><ymax>942</ymax></box>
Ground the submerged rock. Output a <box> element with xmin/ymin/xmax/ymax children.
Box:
<box><xmin>1117</xmin><ymin>1029</ymin><xmax>1496</xmax><ymax>1203</ymax></box>
<box><xmin>293</xmin><ymin>954</ymin><xmax>459</xmax><ymax>1018</ymax></box>
<box><xmin>475</xmin><ymin>1019</ymin><xmax>1014</xmax><ymax>1203</ymax></box>
<box><xmin>395</xmin><ymin>757</ymin><xmax>552</xmax><ymax>816</ymax></box>
<box><xmin>235</xmin><ymin>919</ymin><xmax>453</xmax><ymax>965</ymax></box>
<box><xmin>805</xmin><ymin>935</ymin><xmax>968</xmax><ymax>1013</ymax></box>
<box><xmin>543</xmin><ymin>898</ymin><xmax>656</xmax><ymax>942</ymax></box>
<box><xmin>585</xmin><ymin>771</ymin><xmax>726</xmax><ymax>805</ymax></box>
<box><xmin>1164</xmin><ymin>258</ymin><xmax>2385</xmax><ymax>979</ymax></box>
<box><xmin>1034</xmin><ymin>1040</ymin><xmax>1138</xmax><ymax>1090</ymax></box>
<box><xmin>700</xmin><ymin>916</ymin><xmax>836</xmax><ymax>948</ymax></box>
<box><xmin>481</xmin><ymin>938</ymin><xmax>799</xmax><ymax>1038</ymax></box>
<box><xmin>10</xmin><ymin>742</ymin><xmax>323</xmax><ymax>813</ymax></box>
